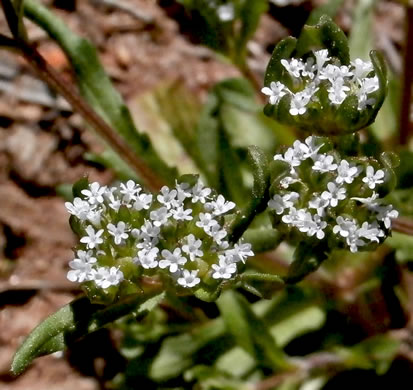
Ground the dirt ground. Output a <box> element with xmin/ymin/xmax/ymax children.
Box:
<box><xmin>0</xmin><ymin>0</ymin><xmax>406</xmax><ymax>389</ymax></box>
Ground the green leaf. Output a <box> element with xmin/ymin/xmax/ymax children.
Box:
<box><xmin>227</xmin><ymin>146</ymin><xmax>270</xmax><ymax>242</ymax></box>
<box><xmin>248</xmin><ymin>146</ymin><xmax>270</xmax><ymax>200</ymax></box>
<box><xmin>24</xmin><ymin>0</ymin><xmax>176</xmax><ymax>185</ymax></box>
<box><xmin>340</xmin><ymin>334</ymin><xmax>400</xmax><ymax>375</ymax></box>
<box><xmin>264</xmin><ymin>37</ymin><xmax>297</xmax><ymax>86</ymax></box>
<box><xmin>270</xmin><ymin>305</ymin><xmax>326</xmax><ymax>348</ymax></box>
<box><xmin>286</xmin><ymin>242</ymin><xmax>329</xmax><ymax>283</ymax></box>
<box><xmin>72</xmin><ymin>177</ymin><xmax>89</xmax><ymax>199</ymax></box>
<box><xmin>217</xmin><ymin>291</ymin><xmax>288</xmax><ymax>369</ymax></box>
<box><xmin>306</xmin><ymin>0</ymin><xmax>344</xmax><ymax>26</ymax></box>
<box><xmin>386</xmin><ymin>232</ymin><xmax>413</xmax><ymax>263</ymax></box>
<box><xmin>296</xmin><ymin>15</ymin><xmax>349</xmax><ymax>63</ymax></box>
<box><xmin>150</xmin><ymin>318</ymin><xmax>227</xmax><ymax>381</ymax></box>
<box><xmin>235</xmin><ymin>0</ymin><xmax>268</xmax><ymax>67</ymax></box>
<box><xmin>11</xmin><ymin>292</ymin><xmax>165</xmax><ymax>375</ymax></box>
<box><xmin>242</xmin><ymin>228</ymin><xmax>283</xmax><ymax>253</ymax></box>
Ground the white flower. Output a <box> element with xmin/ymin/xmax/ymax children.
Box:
<box><xmin>159</xmin><ymin>248</ymin><xmax>187</xmax><ymax>273</ymax></box>
<box><xmin>107</xmin><ymin>221</ymin><xmax>129</xmax><ymax>245</ymax></box>
<box><xmin>299</xmin><ymin>213</ymin><xmax>327</xmax><ymax>240</ymax></box>
<box><xmin>177</xmin><ymin>270</ymin><xmax>201</xmax><ymax>288</ymax></box>
<box><xmin>135</xmin><ymin>247</ymin><xmax>159</xmax><ymax>269</ymax></box>
<box><xmin>280</xmin><ymin>176</ymin><xmax>297</xmax><ymax>188</ymax></box>
<box><xmin>157</xmin><ymin>186</ymin><xmax>177</xmax><ymax>209</ymax></box>
<box><xmin>91</xmin><ymin>267</ymin><xmax>123</xmax><ymax>289</ymax></box>
<box><xmin>171</xmin><ymin>206</ymin><xmax>193</xmax><ymax>221</ymax></box>
<box><xmin>206</xmin><ymin>195</ymin><xmax>235</xmax><ymax>216</ymax></box>
<box><xmin>268</xmin><ymin>194</ymin><xmax>285</xmax><ymax>215</ymax></box>
<box><xmin>196</xmin><ymin>212</ymin><xmax>218</xmax><ymax>231</ymax></box>
<box><xmin>191</xmin><ymin>181</ymin><xmax>211</xmax><ymax>203</ymax></box>
<box><xmin>313</xmin><ymin>154</ymin><xmax>338</xmax><ymax>172</ymax></box>
<box><xmin>289</xmin><ymin>91</ymin><xmax>311</xmax><ymax>116</ymax></box>
<box><xmin>333</xmin><ymin>216</ymin><xmax>358</xmax><ymax>238</ymax></box>
<box><xmin>310</xmin><ymin>215</ymin><xmax>328</xmax><ymax>239</ymax></box>
<box><xmin>120</xmin><ymin>180</ymin><xmax>141</xmax><ymax>203</ymax></box>
<box><xmin>319</xmin><ymin>64</ymin><xmax>341</xmax><ymax>82</ymax></box>
<box><xmin>182</xmin><ymin>234</ymin><xmax>203</xmax><ymax>261</ymax></box>
<box><xmin>309</xmin><ymin>196</ymin><xmax>329</xmax><ymax>216</ymax></box>
<box><xmin>357</xmin><ymin>77</ymin><xmax>379</xmax><ymax>110</ymax></box>
<box><xmin>351</xmin><ymin>58</ymin><xmax>373</xmax><ymax>80</ymax></box>
<box><xmin>211</xmin><ymin>256</ymin><xmax>237</xmax><ymax>279</ymax></box>
<box><xmin>362</xmin><ymin>166</ymin><xmax>385</xmax><ymax>189</ymax></box>
<box><xmin>261</xmin><ymin>81</ymin><xmax>288</xmax><ymax>105</ymax></box>
<box><xmin>373</xmin><ymin>205</ymin><xmax>399</xmax><ymax>229</ymax></box>
<box><xmin>357</xmin><ymin>222</ymin><xmax>383</xmax><ymax>243</ymax></box>
<box><xmin>321</xmin><ymin>182</ymin><xmax>346</xmax><ymax>207</ymax></box>
<box><xmin>106</xmin><ymin>189</ymin><xmax>121</xmax><ymax>211</ymax></box>
<box><xmin>346</xmin><ymin>234</ymin><xmax>366</xmax><ymax>253</ymax></box>
<box><xmin>139</xmin><ymin>220</ymin><xmax>160</xmax><ymax>240</ymax></box>
<box><xmin>327</xmin><ymin>77</ymin><xmax>350</xmax><ymax>105</ymax></box>
<box><xmin>133</xmin><ymin>193</ymin><xmax>153</xmax><ymax>211</ymax></box>
<box><xmin>86</xmin><ymin>209</ymin><xmax>102</xmax><ymax>225</ymax></box>
<box><xmin>150</xmin><ymin>207</ymin><xmax>171</xmax><ymax>227</ymax></box>
<box><xmin>80</xmin><ymin>225</ymin><xmax>104</xmax><ymax>249</ymax></box>
<box><xmin>67</xmin><ymin>250</ymin><xmax>97</xmax><ymax>283</ymax></box>
<box><xmin>336</xmin><ymin>160</ymin><xmax>359</xmax><ymax>184</ymax></box>
<box><xmin>281</xmin><ymin>58</ymin><xmax>304</xmax><ymax>78</ymax></box>
<box><xmin>208</xmin><ymin>224</ymin><xmax>227</xmax><ymax>245</ymax></box>
<box><xmin>226</xmin><ymin>242</ymin><xmax>254</xmax><ymax>263</ymax></box>
<box><xmin>282</xmin><ymin>207</ymin><xmax>300</xmax><ymax>225</ymax></box>
<box><xmin>302</xmin><ymin>57</ymin><xmax>316</xmax><ymax>79</ymax></box>
<box><xmin>303</xmin><ymin>136</ymin><xmax>324</xmax><ymax>159</ymax></box>
<box><xmin>81</xmin><ymin>182</ymin><xmax>106</xmax><ymax>205</ymax></box>
<box><xmin>175</xmin><ymin>181</ymin><xmax>192</xmax><ymax>201</ymax></box>
<box><xmin>65</xmin><ymin>197</ymin><xmax>92</xmax><ymax>220</ymax></box>
<box><xmin>294</xmin><ymin>209</ymin><xmax>316</xmax><ymax>234</ymax></box>
<box><xmin>314</xmin><ymin>49</ymin><xmax>330</xmax><ymax>71</ymax></box>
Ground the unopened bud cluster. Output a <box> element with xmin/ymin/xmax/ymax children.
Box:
<box><xmin>268</xmin><ymin>136</ymin><xmax>398</xmax><ymax>253</ymax></box>
<box><xmin>65</xmin><ymin>179</ymin><xmax>254</xmax><ymax>298</ymax></box>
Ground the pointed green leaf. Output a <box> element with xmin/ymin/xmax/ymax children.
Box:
<box><xmin>306</xmin><ymin>0</ymin><xmax>344</xmax><ymax>26</ymax></box>
<box><xmin>11</xmin><ymin>292</ymin><xmax>165</xmax><ymax>375</ymax></box>
<box><xmin>217</xmin><ymin>291</ymin><xmax>288</xmax><ymax>369</ymax></box>
<box><xmin>264</xmin><ymin>37</ymin><xmax>297</xmax><ymax>86</ymax></box>
<box><xmin>296</xmin><ymin>15</ymin><xmax>349</xmax><ymax>63</ymax></box>
<box><xmin>72</xmin><ymin>177</ymin><xmax>89</xmax><ymax>199</ymax></box>
<box><xmin>150</xmin><ymin>318</ymin><xmax>227</xmax><ymax>381</ymax></box>
<box><xmin>286</xmin><ymin>242</ymin><xmax>328</xmax><ymax>283</ymax></box>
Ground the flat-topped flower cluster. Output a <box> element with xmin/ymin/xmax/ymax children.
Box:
<box><xmin>65</xmin><ymin>179</ymin><xmax>254</xmax><ymax>293</ymax></box>
<box><xmin>268</xmin><ymin>136</ymin><xmax>398</xmax><ymax>252</ymax></box>
<box><xmin>262</xmin><ymin>49</ymin><xmax>379</xmax><ymax>116</ymax></box>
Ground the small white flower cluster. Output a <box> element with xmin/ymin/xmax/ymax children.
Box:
<box><xmin>207</xmin><ymin>0</ymin><xmax>235</xmax><ymax>22</ymax></box>
<box><xmin>65</xmin><ymin>179</ymin><xmax>254</xmax><ymax>290</ymax></box>
<box><xmin>262</xmin><ymin>49</ymin><xmax>379</xmax><ymax>116</ymax></box>
<box><xmin>268</xmin><ymin>136</ymin><xmax>398</xmax><ymax>252</ymax></box>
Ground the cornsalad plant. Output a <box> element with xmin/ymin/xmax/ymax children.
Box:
<box><xmin>2</xmin><ymin>1</ymin><xmax>411</xmax><ymax>389</ymax></box>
